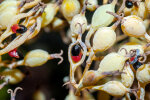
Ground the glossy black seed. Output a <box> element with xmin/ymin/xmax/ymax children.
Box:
<box><xmin>125</xmin><ymin>0</ymin><xmax>133</xmax><ymax>8</ymax></box>
<box><xmin>16</xmin><ymin>25</ymin><xmax>27</xmax><ymax>34</ymax></box>
<box><xmin>133</xmin><ymin>61</ymin><xmax>142</xmax><ymax>70</ymax></box>
<box><xmin>11</xmin><ymin>34</ymin><xmax>17</xmax><ymax>40</ymax></box>
<box><xmin>71</xmin><ymin>45</ymin><xmax>81</xmax><ymax>56</ymax></box>
<box><xmin>17</xmin><ymin>50</ymin><xmax>24</xmax><ymax>60</ymax></box>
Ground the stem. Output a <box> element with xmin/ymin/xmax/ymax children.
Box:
<box><xmin>117</xmin><ymin>0</ymin><xmax>126</xmax><ymax>14</ymax></box>
<box><xmin>85</xmin><ymin>28</ymin><xmax>96</xmax><ymax>49</ymax></box>
<box><xmin>144</xmin><ymin>32</ymin><xmax>150</xmax><ymax>42</ymax></box>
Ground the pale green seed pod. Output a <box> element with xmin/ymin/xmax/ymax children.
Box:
<box><xmin>98</xmin><ymin>53</ymin><xmax>127</xmax><ymax>73</ymax></box>
<box><xmin>132</xmin><ymin>2</ymin><xmax>147</xmax><ymax>19</ymax></box>
<box><xmin>41</xmin><ymin>3</ymin><xmax>59</xmax><ymax>27</ymax></box>
<box><xmin>121</xmin><ymin>15</ymin><xmax>146</xmax><ymax>37</ymax></box>
<box><xmin>81</xmin><ymin>0</ymin><xmax>98</xmax><ymax>11</ymax></box>
<box><xmin>118</xmin><ymin>42</ymin><xmax>144</xmax><ymax>56</ymax></box>
<box><xmin>1</xmin><ymin>69</ymin><xmax>24</xmax><ymax>84</ymax></box>
<box><xmin>65</xmin><ymin>90</ymin><xmax>79</xmax><ymax>100</ymax></box>
<box><xmin>85</xmin><ymin>0</ymin><xmax>117</xmax><ymax>48</ymax></box>
<box><xmin>24</xmin><ymin>49</ymin><xmax>49</xmax><ymax>67</ymax></box>
<box><xmin>93</xmin><ymin>27</ymin><xmax>116</xmax><ymax>52</ymax></box>
<box><xmin>82</xmin><ymin>70</ymin><xmax>100</xmax><ymax>87</ymax></box>
<box><xmin>136</xmin><ymin>64</ymin><xmax>150</xmax><ymax>85</ymax></box>
<box><xmin>92</xmin><ymin>81</ymin><xmax>130</xmax><ymax>97</ymax></box>
<box><xmin>70</xmin><ymin>14</ymin><xmax>87</xmax><ymax>35</ymax></box>
<box><xmin>121</xmin><ymin>64</ymin><xmax>134</xmax><ymax>88</ymax></box>
<box><xmin>91</xmin><ymin>0</ymin><xmax>116</xmax><ymax>29</ymax></box>
<box><xmin>52</xmin><ymin>17</ymin><xmax>65</xmax><ymax>29</ymax></box>
<box><xmin>0</xmin><ymin>0</ymin><xmax>19</xmax><ymax>29</ymax></box>
<box><xmin>61</xmin><ymin>0</ymin><xmax>81</xmax><ymax>22</ymax></box>
<box><xmin>145</xmin><ymin>0</ymin><xmax>150</xmax><ymax>13</ymax></box>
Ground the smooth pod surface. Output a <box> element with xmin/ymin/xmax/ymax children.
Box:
<box><xmin>92</xmin><ymin>81</ymin><xmax>129</xmax><ymax>97</ymax></box>
<box><xmin>24</xmin><ymin>49</ymin><xmax>49</xmax><ymax>67</ymax></box>
<box><xmin>121</xmin><ymin>64</ymin><xmax>134</xmax><ymax>88</ymax></box>
<box><xmin>1</xmin><ymin>69</ymin><xmax>24</xmax><ymax>84</ymax></box>
<box><xmin>93</xmin><ymin>27</ymin><xmax>116</xmax><ymax>52</ymax></box>
<box><xmin>70</xmin><ymin>14</ymin><xmax>87</xmax><ymax>34</ymax></box>
<box><xmin>91</xmin><ymin>3</ymin><xmax>115</xmax><ymax>29</ymax></box>
<box><xmin>0</xmin><ymin>1</ymin><xmax>18</xmax><ymax>29</ymax></box>
<box><xmin>136</xmin><ymin>64</ymin><xmax>150</xmax><ymax>84</ymax></box>
<box><xmin>61</xmin><ymin>0</ymin><xmax>80</xmax><ymax>22</ymax></box>
<box><xmin>121</xmin><ymin>15</ymin><xmax>146</xmax><ymax>37</ymax></box>
<box><xmin>98</xmin><ymin>53</ymin><xmax>127</xmax><ymax>73</ymax></box>
<box><xmin>41</xmin><ymin>3</ymin><xmax>59</xmax><ymax>27</ymax></box>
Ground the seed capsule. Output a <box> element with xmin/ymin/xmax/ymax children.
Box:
<box><xmin>121</xmin><ymin>15</ymin><xmax>149</xmax><ymax>41</ymax></box>
<box><xmin>93</xmin><ymin>27</ymin><xmax>116</xmax><ymax>52</ymax></box>
<box><xmin>121</xmin><ymin>64</ymin><xmax>134</xmax><ymax>88</ymax></box>
<box><xmin>0</xmin><ymin>0</ymin><xmax>19</xmax><ymax>29</ymax></box>
<box><xmin>118</xmin><ymin>42</ymin><xmax>144</xmax><ymax>56</ymax></box>
<box><xmin>70</xmin><ymin>14</ymin><xmax>87</xmax><ymax>35</ymax></box>
<box><xmin>81</xmin><ymin>0</ymin><xmax>98</xmax><ymax>11</ymax></box>
<box><xmin>91</xmin><ymin>81</ymin><xmax>130</xmax><ymax>97</ymax></box>
<box><xmin>132</xmin><ymin>2</ymin><xmax>147</xmax><ymax>19</ymax></box>
<box><xmin>61</xmin><ymin>0</ymin><xmax>81</xmax><ymax>22</ymax></box>
<box><xmin>91</xmin><ymin>0</ymin><xmax>116</xmax><ymax>29</ymax></box>
<box><xmin>41</xmin><ymin>3</ymin><xmax>59</xmax><ymax>27</ymax></box>
<box><xmin>24</xmin><ymin>49</ymin><xmax>49</xmax><ymax>67</ymax></box>
<box><xmin>136</xmin><ymin>64</ymin><xmax>150</xmax><ymax>84</ymax></box>
<box><xmin>145</xmin><ymin>0</ymin><xmax>150</xmax><ymax>13</ymax></box>
<box><xmin>85</xmin><ymin>0</ymin><xmax>117</xmax><ymax>48</ymax></box>
<box><xmin>98</xmin><ymin>53</ymin><xmax>127</xmax><ymax>73</ymax></box>
<box><xmin>1</xmin><ymin>69</ymin><xmax>24</xmax><ymax>84</ymax></box>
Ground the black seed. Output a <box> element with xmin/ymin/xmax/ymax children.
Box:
<box><xmin>16</xmin><ymin>25</ymin><xmax>27</xmax><ymax>34</ymax></box>
<box><xmin>125</xmin><ymin>0</ymin><xmax>133</xmax><ymax>8</ymax></box>
<box><xmin>11</xmin><ymin>34</ymin><xmax>17</xmax><ymax>40</ymax></box>
<box><xmin>71</xmin><ymin>45</ymin><xmax>81</xmax><ymax>56</ymax></box>
<box><xmin>133</xmin><ymin>61</ymin><xmax>142</xmax><ymax>70</ymax></box>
